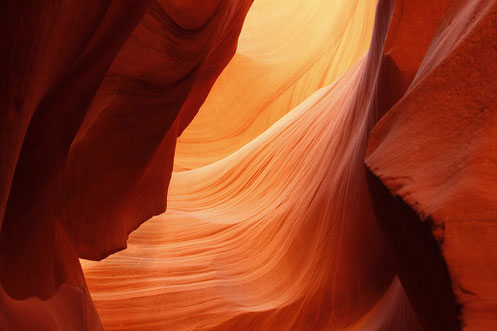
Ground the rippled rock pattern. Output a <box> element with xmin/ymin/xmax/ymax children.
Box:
<box><xmin>1</xmin><ymin>0</ymin><xmax>496</xmax><ymax>330</ymax></box>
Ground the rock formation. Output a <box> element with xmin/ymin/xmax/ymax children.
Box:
<box><xmin>0</xmin><ymin>1</ymin><xmax>253</xmax><ymax>329</ymax></box>
<box><xmin>1</xmin><ymin>0</ymin><xmax>496</xmax><ymax>330</ymax></box>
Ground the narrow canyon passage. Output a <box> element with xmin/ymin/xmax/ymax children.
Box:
<box><xmin>1</xmin><ymin>0</ymin><xmax>496</xmax><ymax>330</ymax></box>
<box><xmin>82</xmin><ymin>0</ymin><xmax>416</xmax><ymax>329</ymax></box>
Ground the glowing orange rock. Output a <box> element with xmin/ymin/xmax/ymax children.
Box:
<box><xmin>174</xmin><ymin>0</ymin><xmax>378</xmax><ymax>171</ymax></box>
<box><xmin>2</xmin><ymin>0</ymin><xmax>496</xmax><ymax>329</ymax></box>
<box><xmin>83</xmin><ymin>1</ymin><xmax>417</xmax><ymax>329</ymax></box>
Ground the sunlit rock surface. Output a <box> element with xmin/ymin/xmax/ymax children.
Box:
<box><xmin>173</xmin><ymin>0</ymin><xmax>377</xmax><ymax>171</ymax></box>
<box><xmin>1</xmin><ymin>0</ymin><xmax>496</xmax><ymax>330</ymax></box>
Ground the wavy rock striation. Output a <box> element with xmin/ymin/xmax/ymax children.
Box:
<box><xmin>84</xmin><ymin>0</ymin><xmax>497</xmax><ymax>330</ymax></box>
<box><xmin>1</xmin><ymin>0</ymin><xmax>496</xmax><ymax>330</ymax></box>
<box><xmin>173</xmin><ymin>0</ymin><xmax>378</xmax><ymax>171</ymax></box>
<box><xmin>0</xmin><ymin>0</ymin><xmax>252</xmax><ymax>329</ymax></box>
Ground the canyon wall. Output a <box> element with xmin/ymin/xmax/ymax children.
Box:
<box><xmin>1</xmin><ymin>0</ymin><xmax>496</xmax><ymax>330</ymax></box>
<box><xmin>0</xmin><ymin>0</ymin><xmax>253</xmax><ymax>329</ymax></box>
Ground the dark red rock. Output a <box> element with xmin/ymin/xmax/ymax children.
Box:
<box><xmin>366</xmin><ymin>0</ymin><xmax>497</xmax><ymax>329</ymax></box>
<box><xmin>0</xmin><ymin>1</ymin><xmax>252</xmax><ymax>329</ymax></box>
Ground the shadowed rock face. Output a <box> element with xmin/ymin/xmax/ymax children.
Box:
<box><xmin>0</xmin><ymin>0</ymin><xmax>253</xmax><ymax>329</ymax></box>
<box><xmin>366</xmin><ymin>0</ymin><xmax>497</xmax><ymax>329</ymax></box>
<box><xmin>1</xmin><ymin>0</ymin><xmax>496</xmax><ymax>330</ymax></box>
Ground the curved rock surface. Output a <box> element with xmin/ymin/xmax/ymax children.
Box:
<box><xmin>84</xmin><ymin>0</ymin><xmax>497</xmax><ymax>330</ymax></box>
<box><xmin>1</xmin><ymin>0</ymin><xmax>496</xmax><ymax>330</ymax></box>
<box><xmin>0</xmin><ymin>0</ymin><xmax>252</xmax><ymax>329</ymax></box>
<box><xmin>366</xmin><ymin>0</ymin><xmax>497</xmax><ymax>329</ymax></box>
<box><xmin>173</xmin><ymin>0</ymin><xmax>377</xmax><ymax>171</ymax></box>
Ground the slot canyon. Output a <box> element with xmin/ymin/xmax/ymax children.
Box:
<box><xmin>1</xmin><ymin>0</ymin><xmax>496</xmax><ymax>330</ymax></box>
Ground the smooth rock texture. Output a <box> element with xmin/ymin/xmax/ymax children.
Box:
<box><xmin>0</xmin><ymin>0</ymin><xmax>252</xmax><ymax>329</ymax></box>
<box><xmin>173</xmin><ymin>0</ymin><xmax>377</xmax><ymax>171</ymax></box>
<box><xmin>84</xmin><ymin>0</ymin><xmax>497</xmax><ymax>330</ymax></box>
<box><xmin>83</xmin><ymin>0</ymin><xmax>415</xmax><ymax>329</ymax></box>
<box><xmin>1</xmin><ymin>0</ymin><xmax>496</xmax><ymax>330</ymax></box>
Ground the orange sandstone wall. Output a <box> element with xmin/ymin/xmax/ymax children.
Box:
<box><xmin>1</xmin><ymin>0</ymin><xmax>496</xmax><ymax>330</ymax></box>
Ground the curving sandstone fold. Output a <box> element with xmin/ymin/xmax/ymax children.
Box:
<box><xmin>84</xmin><ymin>0</ymin><xmax>497</xmax><ymax>330</ymax></box>
<box><xmin>173</xmin><ymin>0</ymin><xmax>378</xmax><ymax>171</ymax></box>
<box><xmin>83</xmin><ymin>0</ymin><xmax>420</xmax><ymax>329</ymax></box>
<box><xmin>1</xmin><ymin>0</ymin><xmax>496</xmax><ymax>329</ymax></box>
<box><xmin>0</xmin><ymin>0</ymin><xmax>253</xmax><ymax>329</ymax></box>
